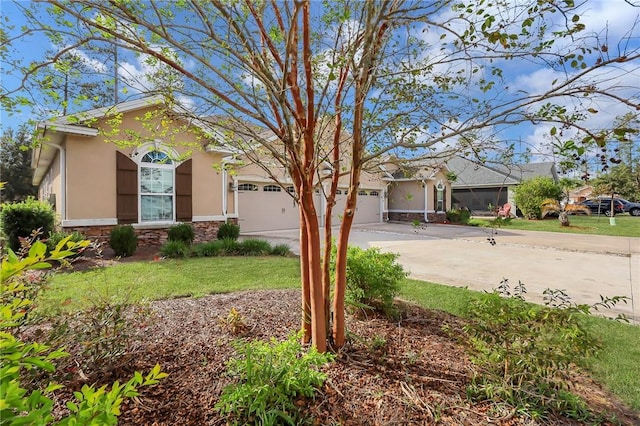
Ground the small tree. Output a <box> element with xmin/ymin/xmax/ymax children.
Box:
<box><xmin>514</xmin><ymin>177</ymin><xmax>563</xmax><ymax>220</ymax></box>
<box><xmin>541</xmin><ymin>198</ymin><xmax>590</xmax><ymax>227</ymax></box>
<box><xmin>0</xmin><ymin>127</ymin><xmax>38</xmax><ymax>202</ymax></box>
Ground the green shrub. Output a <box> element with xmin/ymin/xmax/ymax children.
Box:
<box><xmin>446</xmin><ymin>208</ymin><xmax>471</xmax><ymax>224</ymax></box>
<box><xmin>192</xmin><ymin>240</ymin><xmax>224</xmax><ymax>257</ymax></box>
<box><xmin>0</xmin><ymin>197</ymin><xmax>55</xmax><ymax>251</ymax></box>
<box><xmin>237</xmin><ymin>238</ymin><xmax>272</xmax><ymax>256</ymax></box>
<box><xmin>217</xmin><ymin>222</ymin><xmax>240</xmax><ymax>241</ymax></box>
<box><xmin>46</xmin><ymin>230</ymin><xmax>86</xmax><ymax>256</ymax></box>
<box><xmin>0</xmin><ymin>235</ymin><xmax>167</xmax><ymax>425</ymax></box>
<box><xmin>459</xmin><ymin>279</ymin><xmax>623</xmax><ymax>421</ymax></box>
<box><xmin>332</xmin><ymin>245</ymin><xmax>407</xmax><ymax>318</ymax></box>
<box><xmin>215</xmin><ymin>332</ymin><xmax>333</xmax><ymax>425</ymax></box>
<box><xmin>109</xmin><ymin>225</ymin><xmax>138</xmax><ymax>257</ymax></box>
<box><xmin>220</xmin><ymin>237</ymin><xmax>240</xmax><ymax>255</ymax></box>
<box><xmin>270</xmin><ymin>243</ymin><xmax>291</xmax><ymax>256</ymax></box>
<box><xmin>167</xmin><ymin>223</ymin><xmax>195</xmax><ymax>245</ymax></box>
<box><xmin>513</xmin><ymin>176</ymin><xmax>563</xmax><ymax>219</ymax></box>
<box><xmin>160</xmin><ymin>240</ymin><xmax>191</xmax><ymax>258</ymax></box>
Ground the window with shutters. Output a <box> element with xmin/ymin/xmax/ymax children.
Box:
<box><xmin>140</xmin><ymin>150</ymin><xmax>174</xmax><ymax>222</ymax></box>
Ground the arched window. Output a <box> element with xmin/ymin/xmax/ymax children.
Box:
<box><xmin>140</xmin><ymin>150</ymin><xmax>175</xmax><ymax>222</ymax></box>
<box><xmin>369</xmin><ymin>190</ymin><xmax>379</xmax><ymax>196</ymax></box>
<box><xmin>335</xmin><ymin>189</ymin><xmax>342</xmax><ymax>195</ymax></box>
<box><xmin>358</xmin><ymin>190</ymin><xmax>367</xmax><ymax>196</ymax></box>
<box><xmin>238</xmin><ymin>183</ymin><xmax>259</xmax><ymax>191</ymax></box>
<box><xmin>286</xmin><ymin>186</ymin><xmax>296</xmax><ymax>194</ymax></box>
<box><xmin>263</xmin><ymin>184</ymin><xmax>282</xmax><ymax>192</ymax></box>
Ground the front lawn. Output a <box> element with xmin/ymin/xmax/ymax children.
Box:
<box><xmin>38</xmin><ymin>256</ymin><xmax>640</xmax><ymax>413</ymax></box>
<box><xmin>469</xmin><ymin>214</ymin><xmax>640</xmax><ymax>237</ymax></box>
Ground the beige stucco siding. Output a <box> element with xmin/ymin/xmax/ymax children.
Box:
<box><xmin>38</xmin><ymin>151</ymin><xmax>61</xmax><ymax>217</ymax></box>
<box><xmin>65</xmin><ymin>135</ymin><xmax>118</xmax><ymax>220</ymax></box>
<box><xmin>388</xmin><ymin>181</ymin><xmax>426</xmax><ymax>211</ymax></box>
<box><xmin>192</xmin><ymin>151</ymin><xmax>224</xmax><ymax>217</ymax></box>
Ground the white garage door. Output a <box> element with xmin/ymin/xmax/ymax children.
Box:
<box><xmin>237</xmin><ymin>183</ymin><xmax>300</xmax><ymax>233</ymax></box>
<box><xmin>330</xmin><ymin>189</ymin><xmax>381</xmax><ymax>226</ymax></box>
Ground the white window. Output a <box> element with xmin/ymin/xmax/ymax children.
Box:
<box><xmin>369</xmin><ymin>190</ymin><xmax>379</xmax><ymax>196</ymax></box>
<box><xmin>140</xmin><ymin>150</ymin><xmax>174</xmax><ymax>222</ymax></box>
<box><xmin>238</xmin><ymin>183</ymin><xmax>258</xmax><ymax>191</ymax></box>
<box><xmin>358</xmin><ymin>190</ymin><xmax>367</xmax><ymax>196</ymax></box>
<box><xmin>263</xmin><ymin>184</ymin><xmax>282</xmax><ymax>192</ymax></box>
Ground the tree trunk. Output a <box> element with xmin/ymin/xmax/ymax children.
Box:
<box><xmin>299</xmin><ymin>186</ymin><xmax>327</xmax><ymax>353</ymax></box>
<box><xmin>299</xmin><ymin>214</ymin><xmax>311</xmax><ymax>343</ymax></box>
<box><xmin>559</xmin><ymin>211</ymin><xmax>570</xmax><ymax>227</ymax></box>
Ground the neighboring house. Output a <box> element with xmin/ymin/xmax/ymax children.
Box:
<box><xmin>381</xmin><ymin>161</ymin><xmax>452</xmax><ymax>223</ymax></box>
<box><xmin>31</xmin><ymin>97</ymin><xmax>452</xmax><ymax>244</ymax></box>
<box><xmin>446</xmin><ymin>156</ymin><xmax>558</xmax><ymax>216</ymax></box>
<box><xmin>32</xmin><ymin>97</ymin><xmax>237</xmax><ymax>245</ymax></box>
<box><xmin>568</xmin><ymin>185</ymin><xmax>593</xmax><ymax>203</ymax></box>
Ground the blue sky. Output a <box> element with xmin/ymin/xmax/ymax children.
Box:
<box><xmin>1</xmin><ymin>0</ymin><xmax>639</xmax><ymax>171</ymax></box>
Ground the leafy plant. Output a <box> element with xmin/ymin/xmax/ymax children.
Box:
<box><xmin>513</xmin><ymin>176</ymin><xmax>563</xmax><ymax>219</ymax></box>
<box><xmin>237</xmin><ymin>238</ymin><xmax>272</xmax><ymax>256</ymax></box>
<box><xmin>220</xmin><ymin>237</ymin><xmax>240</xmax><ymax>255</ymax></box>
<box><xmin>0</xmin><ymin>197</ymin><xmax>55</xmax><ymax>251</ymax></box>
<box><xmin>269</xmin><ymin>244</ymin><xmax>291</xmax><ymax>257</ymax></box>
<box><xmin>215</xmin><ymin>332</ymin><xmax>333</xmax><ymax>425</ymax></box>
<box><xmin>160</xmin><ymin>240</ymin><xmax>191</xmax><ymax>258</ymax></box>
<box><xmin>46</xmin><ymin>230</ymin><xmax>86</xmax><ymax>256</ymax></box>
<box><xmin>218</xmin><ymin>307</ymin><xmax>248</xmax><ymax>335</ymax></box>
<box><xmin>541</xmin><ymin>198</ymin><xmax>591</xmax><ymax>227</ymax></box>
<box><xmin>332</xmin><ymin>245</ymin><xmax>407</xmax><ymax>318</ymax></box>
<box><xmin>167</xmin><ymin>223</ymin><xmax>195</xmax><ymax>245</ymax></box>
<box><xmin>192</xmin><ymin>240</ymin><xmax>224</xmax><ymax>257</ymax></box>
<box><xmin>0</xmin><ymin>235</ymin><xmax>167</xmax><ymax>425</ymax></box>
<box><xmin>460</xmin><ymin>279</ymin><xmax>625</xmax><ymax>421</ymax></box>
<box><xmin>217</xmin><ymin>222</ymin><xmax>240</xmax><ymax>241</ymax></box>
<box><xmin>108</xmin><ymin>224</ymin><xmax>137</xmax><ymax>257</ymax></box>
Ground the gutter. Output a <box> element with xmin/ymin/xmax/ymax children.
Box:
<box><xmin>422</xmin><ymin>180</ymin><xmax>429</xmax><ymax>223</ymax></box>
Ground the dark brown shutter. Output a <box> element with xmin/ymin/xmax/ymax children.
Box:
<box><xmin>116</xmin><ymin>151</ymin><xmax>138</xmax><ymax>224</ymax></box>
<box><xmin>175</xmin><ymin>159</ymin><xmax>192</xmax><ymax>222</ymax></box>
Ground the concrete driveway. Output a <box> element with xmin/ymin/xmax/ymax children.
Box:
<box><xmin>244</xmin><ymin>222</ymin><xmax>640</xmax><ymax>323</ymax></box>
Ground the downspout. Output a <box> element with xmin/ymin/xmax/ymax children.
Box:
<box><xmin>422</xmin><ymin>180</ymin><xmax>429</xmax><ymax>223</ymax></box>
<box><xmin>221</xmin><ymin>162</ymin><xmax>228</xmax><ymax>217</ymax></box>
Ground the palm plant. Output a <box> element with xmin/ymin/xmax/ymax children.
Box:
<box><xmin>541</xmin><ymin>198</ymin><xmax>591</xmax><ymax>227</ymax></box>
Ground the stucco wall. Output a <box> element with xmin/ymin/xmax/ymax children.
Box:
<box><xmin>38</xmin><ymin>150</ymin><xmax>61</xmax><ymax>217</ymax></box>
<box><xmin>388</xmin><ymin>181</ymin><xmax>426</xmax><ymax>211</ymax></box>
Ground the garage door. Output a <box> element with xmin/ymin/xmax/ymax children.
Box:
<box><xmin>331</xmin><ymin>189</ymin><xmax>381</xmax><ymax>226</ymax></box>
<box><xmin>237</xmin><ymin>183</ymin><xmax>300</xmax><ymax>232</ymax></box>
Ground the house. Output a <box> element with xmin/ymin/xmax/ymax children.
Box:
<box><xmin>568</xmin><ymin>185</ymin><xmax>594</xmax><ymax>203</ymax></box>
<box><xmin>380</xmin><ymin>160</ymin><xmax>453</xmax><ymax>223</ymax></box>
<box><xmin>32</xmin><ymin>97</ymin><xmax>237</xmax><ymax>245</ymax></box>
<box><xmin>31</xmin><ymin>97</ymin><xmax>452</xmax><ymax>244</ymax></box>
<box><xmin>446</xmin><ymin>156</ymin><xmax>558</xmax><ymax>216</ymax></box>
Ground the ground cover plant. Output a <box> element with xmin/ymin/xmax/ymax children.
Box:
<box><xmin>469</xmin><ymin>215</ymin><xmax>640</xmax><ymax>237</ymax></box>
<box><xmin>27</xmin><ymin>251</ymin><xmax>640</xmax><ymax>425</ymax></box>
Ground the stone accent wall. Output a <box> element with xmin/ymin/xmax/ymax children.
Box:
<box><xmin>387</xmin><ymin>212</ymin><xmax>446</xmax><ymax>223</ymax></box>
<box><xmin>64</xmin><ymin>219</ymin><xmax>230</xmax><ymax>247</ymax></box>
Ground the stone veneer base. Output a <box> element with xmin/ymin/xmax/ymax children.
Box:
<box><xmin>387</xmin><ymin>212</ymin><xmax>446</xmax><ymax>223</ymax></box>
<box><xmin>63</xmin><ymin>219</ymin><xmax>236</xmax><ymax>247</ymax></box>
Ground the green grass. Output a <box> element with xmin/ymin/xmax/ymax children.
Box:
<box><xmin>469</xmin><ymin>214</ymin><xmax>640</xmax><ymax>237</ymax></box>
<box><xmin>39</xmin><ymin>258</ymin><xmax>640</xmax><ymax>411</ymax></box>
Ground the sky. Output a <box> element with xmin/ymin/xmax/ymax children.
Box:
<box><xmin>1</xmin><ymin>0</ymin><xmax>639</xmax><ymax>171</ymax></box>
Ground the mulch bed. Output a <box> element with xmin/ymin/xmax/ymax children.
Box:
<box><xmin>22</xmin><ymin>248</ymin><xmax>640</xmax><ymax>425</ymax></box>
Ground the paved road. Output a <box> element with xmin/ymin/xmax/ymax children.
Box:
<box><xmin>244</xmin><ymin>222</ymin><xmax>640</xmax><ymax>323</ymax></box>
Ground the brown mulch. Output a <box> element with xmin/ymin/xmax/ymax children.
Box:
<box><xmin>24</xmin><ymin>249</ymin><xmax>640</xmax><ymax>426</ymax></box>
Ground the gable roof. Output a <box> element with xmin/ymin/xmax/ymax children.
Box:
<box><xmin>446</xmin><ymin>156</ymin><xmax>557</xmax><ymax>189</ymax></box>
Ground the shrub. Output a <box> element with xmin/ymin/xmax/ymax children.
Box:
<box><xmin>270</xmin><ymin>243</ymin><xmax>291</xmax><ymax>256</ymax></box>
<box><xmin>218</xmin><ymin>307</ymin><xmax>248</xmax><ymax>335</ymax></box>
<box><xmin>167</xmin><ymin>223</ymin><xmax>195</xmax><ymax>245</ymax></box>
<box><xmin>215</xmin><ymin>332</ymin><xmax>333</xmax><ymax>425</ymax></box>
<box><xmin>0</xmin><ymin>235</ymin><xmax>166</xmax><ymax>425</ymax></box>
<box><xmin>0</xmin><ymin>197</ymin><xmax>55</xmax><ymax>251</ymax></box>
<box><xmin>446</xmin><ymin>208</ymin><xmax>471</xmax><ymax>224</ymax></box>
<box><xmin>513</xmin><ymin>176</ymin><xmax>563</xmax><ymax>219</ymax></box>
<box><xmin>109</xmin><ymin>225</ymin><xmax>138</xmax><ymax>257</ymax></box>
<box><xmin>237</xmin><ymin>238</ymin><xmax>272</xmax><ymax>256</ymax></box>
<box><xmin>459</xmin><ymin>279</ymin><xmax>624</xmax><ymax>421</ymax></box>
<box><xmin>217</xmin><ymin>222</ymin><xmax>240</xmax><ymax>241</ymax></box>
<box><xmin>160</xmin><ymin>240</ymin><xmax>191</xmax><ymax>258</ymax></box>
<box><xmin>192</xmin><ymin>240</ymin><xmax>224</xmax><ymax>257</ymax></box>
<box><xmin>332</xmin><ymin>245</ymin><xmax>407</xmax><ymax>318</ymax></box>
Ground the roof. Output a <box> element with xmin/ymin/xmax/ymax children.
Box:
<box><xmin>446</xmin><ymin>156</ymin><xmax>557</xmax><ymax>189</ymax></box>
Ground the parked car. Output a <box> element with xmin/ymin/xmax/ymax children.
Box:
<box><xmin>615</xmin><ymin>198</ymin><xmax>640</xmax><ymax>216</ymax></box>
<box><xmin>577</xmin><ymin>198</ymin><xmax>625</xmax><ymax>216</ymax></box>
